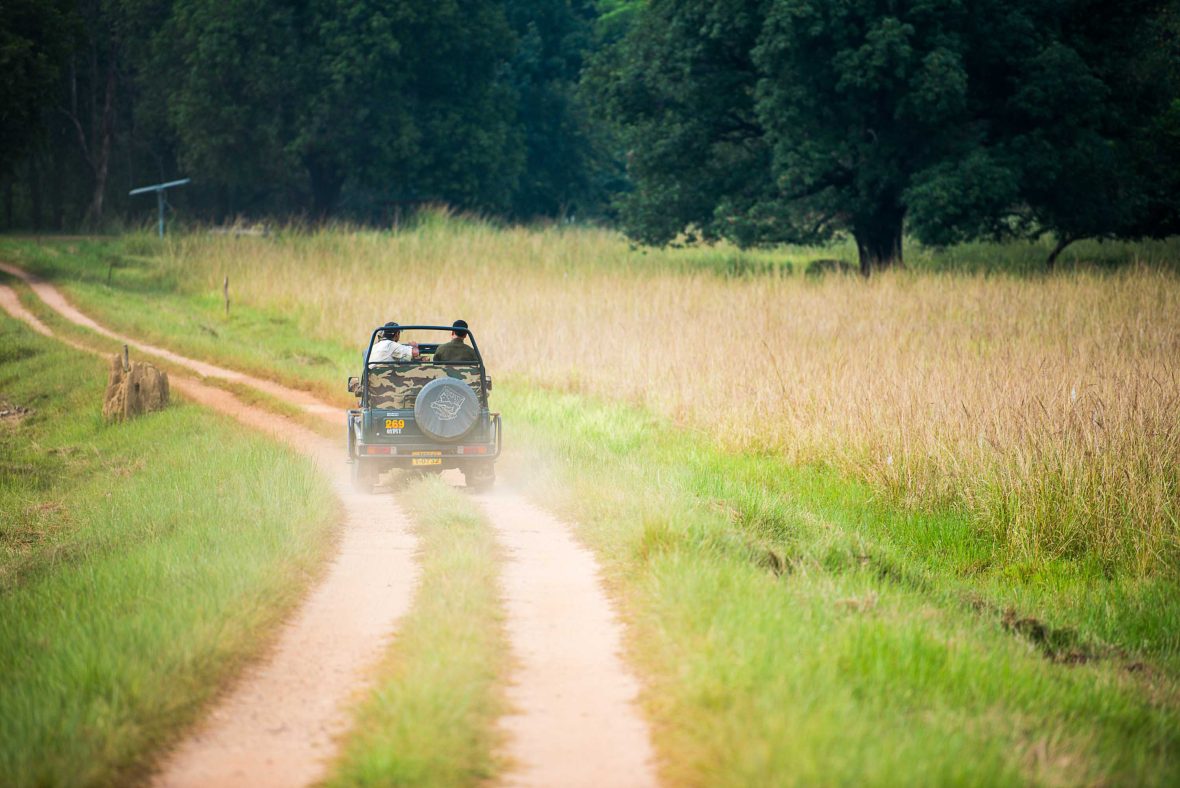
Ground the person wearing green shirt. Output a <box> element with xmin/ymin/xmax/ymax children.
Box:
<box><xmin>433</xmin><ymin>319</ymin><xmax>478</xmax><ymax>363</ymax></box>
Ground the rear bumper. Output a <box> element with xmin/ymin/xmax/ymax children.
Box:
<box><xmin>350</xmin><ymin>412</ymin><xmax>502</xmax><ymax>467</ymax></box>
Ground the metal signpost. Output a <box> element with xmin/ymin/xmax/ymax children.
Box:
<box><xmin>129</xmin><ymin>178</ymin><xmax>190</xmax><ymax>238</ymax></box>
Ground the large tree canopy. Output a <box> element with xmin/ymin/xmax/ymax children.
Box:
<box><xmin>3</xmin><ymin>0</ymin><xmax>1178</xmax><ymax>241</ymax></box>
<box><xmin>1</xmin><ymin>0</ymin><xmax>611</xmax><ymax>227</ymax></box>
<box><xmin>160</xmin><ymin>0</ymin><xmax>522</xmax><ymax>219</ymax></box>
<box><xmin>593</xmin><ymin>0</ymin><xmax>1180</xmax><ymax>272</ymax></box>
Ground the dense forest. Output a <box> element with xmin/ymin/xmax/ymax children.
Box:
<box><xmin>2</xmin><ymin>0</ymin><xmax>1179</xmax><ymax>270</ymax></box>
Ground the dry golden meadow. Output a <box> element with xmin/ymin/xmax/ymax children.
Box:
<box><xmin>162</xmin><ymin>219</ymin><xmax>1180</xmax><ymax>574</ymax></box>
<box><xmin>4</xmin><ymin>225</ymin><xmax>1180</xmax><ymax>785</ymax></box>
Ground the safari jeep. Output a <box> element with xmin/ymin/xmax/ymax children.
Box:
<box><xmin>347</xmin><ymin>324</ymin><xmax>501</xmax><ymax>492</ymax></box>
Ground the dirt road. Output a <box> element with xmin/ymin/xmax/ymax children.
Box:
<box><xmin>152</xmin><ymin>385</ymin><xmax>419</xmax><ymax>788</ymax></box>
<box><xmin>0</xmin><ymin>265</ymin><xmax>658</xmax><ymax>786</ymax></box>
<box><xmin>0</xmin><ymin>279</ymin><xmax>420</xmax><ymax>787</ymax></box>
<box><xmin>0</xmin><ymin>283</ymin><xmax>53</xmax><ymax>337</ymax></box>
<box><xmin>482</xmin><ymin>494</ymin><xmax>657</xmax><ymax>787</ymax></box>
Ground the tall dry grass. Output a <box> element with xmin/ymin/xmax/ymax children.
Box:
<box><xmin>163</xmin><ymin>220</ymin><xmax>1180</xmax><ymax>573</ymax></box>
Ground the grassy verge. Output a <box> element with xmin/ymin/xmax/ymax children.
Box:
<box><xmin>4</xmin><ymin>233</ymin><xmax>1178</xmax><ymax>782</ymax></box>
<box><xmin>494</xmin><ymin>383</ymin><xmax>1179</xmax><ymax>785</ymax></box>
<box><xmin>0</xmin><ymin>312</ymin><xmax>337</xmax><ymax>785</ymax></box>
<box><xmin>327</xmin><ymin>475</ymin><xmax>507</xmax><ymax>786</ymax></box>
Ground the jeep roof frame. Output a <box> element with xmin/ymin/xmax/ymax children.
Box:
<box><xmin>360</xmin><ymin>324</ymin><xmax>489</xmax><ymax>408</ymax></box>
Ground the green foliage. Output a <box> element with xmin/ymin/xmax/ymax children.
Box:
<box><xmin>0</xmin><ymin>0</ymin><xmax>74</xmax><ymax>177</ymax></box>
<box><xmin>157</xmin><ymin>0</ymin><xmax>524</xmax><ymax>218</ymax></box>
<box><xmin>504</xmin><ymin>0</ymin><xmax>605</xmax><ymax>218</ymax></box>
<box><xmin>1</xmin><ymin>0</ymin><xmax>613</xmax><ymax>226</ymax></box>
<box><xmin>315</xmin><ymin>0</ymin><xmax>524</xmax><ymax>215</ymax></box>
<box><xmin>592</xmin><ymin>0</ymin><xmax>1180</xmax><ymax>271</ymax></box>
<box><xmin>3</xmin><ymin>0</ymin><xmax>1179</xmax><ymax>244</ymax></box>
<box><xmin>165</xmin><ymin>0</ymin><xmax>305</xmax><ymax>212</ymax></box>
<box><xmin>592</xmin><ymin>0</ymin><xmax>642</xmax><ymax>43</ymax></box>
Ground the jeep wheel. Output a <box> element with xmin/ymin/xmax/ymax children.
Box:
<box><xmin>352</xmin><ymin>459</ymin><xmax>379</xmax><ymax>494</ymax></box>
<box><xmin>463</xmin><ymin>462</ymin><xmax>495</xmax><ymax>492</ymax></box>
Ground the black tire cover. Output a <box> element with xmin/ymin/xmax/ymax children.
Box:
<box><xmin>414</xmin><ymin>377</ymin><xmax>480</xmax><ymax>440</ymax></box>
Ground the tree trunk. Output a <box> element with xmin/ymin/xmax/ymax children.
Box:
<box><xmin>3</xmin><ymin>178</ymin><xmax>13</xmax><ymax>230</ymax></box>
<box><xmin>28</xmin><ymin>156</ymin><xmax>43</xmax><ymax>229</ymax></box>
<box><xmin>82</xmin><ymin>59</ymin><xmax>117</xmax><ymax>228</ymax></box>
<box><xmin>853</xmin><ymin>203</ymin><xmax>906</xmax><ymax>275</ymax></box>
<box><xmin>50</xmin><ymin>145</ymin><xmax>65</xmax><ymax>230</ymax></box>
<box><xmin>1045</xmin><ymin>235</ymin><xmax>1075</xmax><ymax>270</ymax></box>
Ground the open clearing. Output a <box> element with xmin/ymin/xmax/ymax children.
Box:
<box><xmin>0</xmin><ymin>261</ymin><xmax>658</xmax><ymax>786</ymax></box>
<box><xmin>3</xmin><ymin>229</ymin><xmax>1178</xmax><ymax>785</ymax></box>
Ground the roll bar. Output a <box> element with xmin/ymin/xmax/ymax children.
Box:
<box><xmin>361</xmin><ymin>324</ymin><xmax>489</xmax><ymax>407</ymax></box>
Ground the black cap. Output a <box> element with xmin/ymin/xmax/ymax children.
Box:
<box><xmin>452</xmin><ymin>319</ymin><xmax>468</xmax><ymax>338</ymax></box>
<box><xmin>381</xmin><ymin>321</ymin><xmax>400</xmax><ymax>336</ymax></box>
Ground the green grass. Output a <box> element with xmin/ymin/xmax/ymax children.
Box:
<box><xmin>0</xmin><ymin>269</ymin><xmax>343</xmax><ymax>441</ymax></box>
<box><xmin>1</xmin><ymin>237</ymin><xmax>351</xmax><ymax>403</ymax></box>
<box><xmin>0</xmin><ymin>313</ymin><xmax>337</xmax><ymax>785</ymax></box>
<box><xmin>4</xmin><ymin>232</ymin><xmax>1178</xmax><ymax>783</ymax></box>
<box><xmin>7</xmin><ymin>225</ymin><xmax>1180</xmax><ymax>294</ymax></box>
<box><xmin>327</xmin><ymin>475</ymin><xmax>507</xmax><ymax>786</ymax></box>
<box><xmin>494</xmin><ymin>383</ymin><xmax>1180</xmax><ymax>785</ymax></box>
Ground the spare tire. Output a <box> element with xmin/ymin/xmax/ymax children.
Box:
<box><xmin>414</xmin><ymin>377</ymin><xmax>480</xmax><ymax>441</ymax></box>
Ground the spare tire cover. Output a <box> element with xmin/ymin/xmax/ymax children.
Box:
<box><xmin>414</xmin><ymin>377</ymin><xmax>480</xmax><ymax>440</ymax></box>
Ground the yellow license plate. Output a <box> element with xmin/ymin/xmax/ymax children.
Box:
<box><xmin>412</xmin><ymin>458</ymin><xmax>442</xmax><ymax>466</ymax></box>
<box><xmin>384</xmin><ymin>419</ymin><xmax>405</xmax><ymax>429</ymax></box>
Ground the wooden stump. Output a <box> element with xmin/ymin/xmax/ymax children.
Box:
<box><xmin>102</xmin><ymin>355</ymin><xmax>170</xmax><ymax>422</ymax></box>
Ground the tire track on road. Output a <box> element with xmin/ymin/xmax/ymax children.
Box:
<box><xmin>478</xmin><ymin>492</ymin><xmax>658</xmax><ymax>788</ymax></box>
<box><xmin>0</xmin><ymin>283</ymin><xmax>53</xmax><ymax>337</ymax></box>
<box><xmin>2</xmin><ymin>263</ymin><xmax>660</xmax><ymax>787</ymax></box>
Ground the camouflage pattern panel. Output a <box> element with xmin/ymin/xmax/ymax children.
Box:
<box><xmin>448</xmin><ymin>366</ymin><xmax>484</xmax><ymax>399</ymax></box>
<box><xmin>367</xmin><ymin>364</ymin><xmax>483</xmax><ymax>409</ymax></box>
<box><xmin>398</xmin><ymin>366</ymin><xmax>448</xmax><ymax>408</ymax></box>
<box><xmin>367</xmin><ymin>368</ymin><xmax>404</xmax><ymax>409</ymax></box>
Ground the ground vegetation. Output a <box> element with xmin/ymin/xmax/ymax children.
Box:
<box><xmin>2</xmin><ymin>229</ymin><xmax>1178</xmax><ymax>783</ymax></box>
<box><xmin>0</xmin><ymin>306</ymin><xmax>336</xmax><ymax>784</ymax></box>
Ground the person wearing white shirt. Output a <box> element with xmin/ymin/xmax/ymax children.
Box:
<box><xmin>368</xmin><ymin>321</ymin><xmax>419</xmax><ymax>363</ymax></box>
